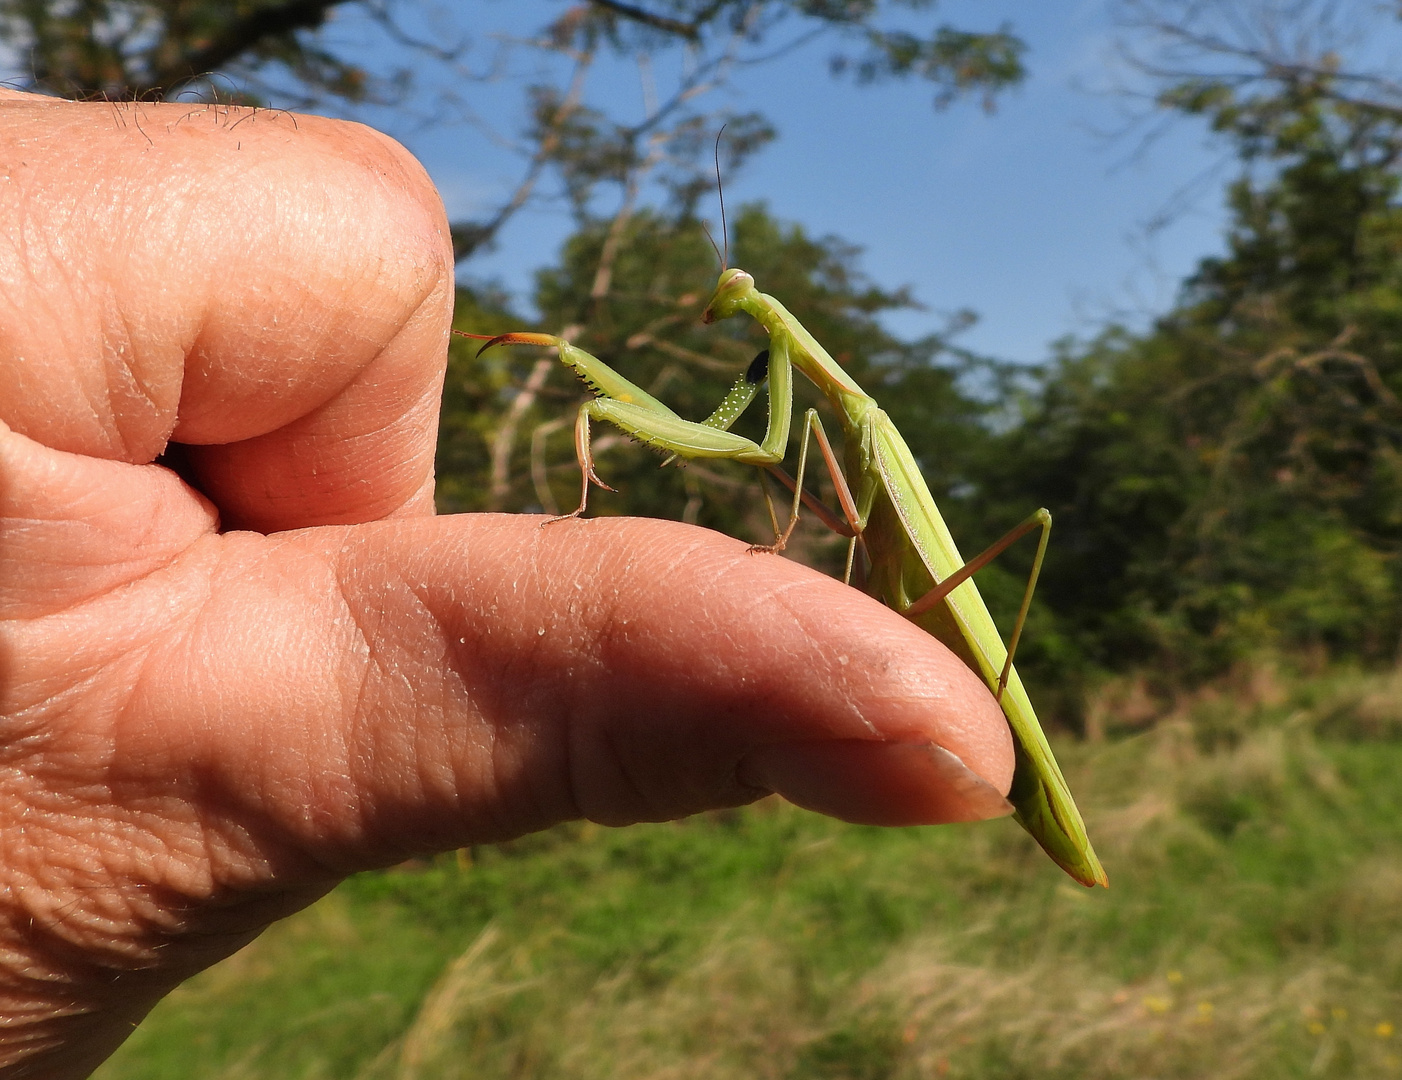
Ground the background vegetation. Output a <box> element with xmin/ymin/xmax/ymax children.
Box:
<box><xmin>8</xmin><ymin>0</ymin><xmax>1402</xmax><ymax>1075</ymax></box>
<box><xmin>442</xmin><ymin>23</ymin><xmax>1402</xmax><ymax>719</ymax></box>
<box><xmin>94</xmin><ymin>666</ymin><xmax>1402</xmax><ymax>1079</ymax></box>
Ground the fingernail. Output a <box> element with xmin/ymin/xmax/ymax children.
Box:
<box><xmin>737</xmin><ymin>739</ymin><xmax>1013</xmax><ymax>826</ymax></box>
<box><xmin>921</xmin><ymin>743</ymin><xmax>1015</xmax><ymax>822</ymax></box>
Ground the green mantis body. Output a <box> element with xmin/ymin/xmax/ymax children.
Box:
<box><xmin>474</xmin><ymin>266</ymin><xmax>1107</xmax><ymax>888</ymax></box>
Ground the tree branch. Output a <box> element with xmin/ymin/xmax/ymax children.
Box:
<box><xmin>587</xmin><ymin>0</ymin><xmax>700</xmax><ymax>40</ymax></box>
<box><xmin>451</xmin><ymin>49</ymin><xmax>596</xmax><ymax>262</ymax></box>
<box><xmin>151</xmin><ymin>0</ymin><xmax>350</xmax><ymax>93</ymax></box>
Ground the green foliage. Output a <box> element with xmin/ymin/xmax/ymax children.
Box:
<box><xmin>960</xmin><ymin>62</ymin><xmax>1402</xmax><ymax>698</ymax></box>
<box><xmin>0</xmin><ymin>0</ymin><xmax>366</xmax><ymax>104</ymax></box>
<box><xmin>0</xmin><ymin>0</ymin><xmax>1027</xmax><ymax>105</ymax></box>
<box><xmin>434</xmin><ymin>285</ymin><xmax>524</xmax><ymax>514</ymax></box>
<box><xmin>790</xmin><ymin>1021</ymin><xmax>904</xmax><ymax>1080</ymax></box>
<box><xmin>830</xmin><ymin>21</ymin><xmax>1024</xmax><ymax>111</ymax></box>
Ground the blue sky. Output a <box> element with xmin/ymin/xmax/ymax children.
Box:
<box><xmin>383</xmin><ymin>1</ymin><xmax>1238</xmax><ymax>365</ymax></box>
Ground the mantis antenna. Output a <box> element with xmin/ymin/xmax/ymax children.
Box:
<box><xmin>701</xmin><ymin>221</ymin><xmax>725</xmax><ymax>270</ymax></box>
<box><xmin>714</xmin><ymin>124</ymin><xmax>729</xmax><ymax>270</ymax></box>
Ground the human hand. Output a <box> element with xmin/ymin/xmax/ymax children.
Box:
<box><xmin>0</xmin><ymin>89</ymin><xmax>1012</xmax><ymax>1078</ymax></box>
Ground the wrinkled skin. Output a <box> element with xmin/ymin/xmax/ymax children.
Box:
<box><xmin>0</xmin><ymin>90</ymin><xmax>1014</xmax><ymax>1078</ymax></box>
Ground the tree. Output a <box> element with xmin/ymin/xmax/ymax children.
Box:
<box><xmin>970</xmin><ymin>1</ymin><xmax>1402</xmax><ymax>708</ymax></box>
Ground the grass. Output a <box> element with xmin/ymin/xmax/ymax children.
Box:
<box><xmin>95</xmin><ymin>664</ymin><xmax>1402</xmax><ymax>1080</ymax></box>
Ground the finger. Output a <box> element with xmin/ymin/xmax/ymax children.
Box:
<box><xmin>315</xmin><ymin>516</ymin><xmax>1016</xmax><ymax>849</ymax></box>
<box><xmin>66</xmin><ymin>515</ymin><xmax>1014</xmax><ymax>872</ymax></box>
<box><xmin>0</xmin><ymin>93</ymin><xmax>454</xmax><ymax>531</ymax></box>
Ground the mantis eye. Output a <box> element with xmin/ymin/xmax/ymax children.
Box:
<box><xmin>717</xmin><ymin>267</ymin><xmax>753</xmax><ymax>293</ymax></box>
<box><xmin>702</xmin><ymin>268</ymin><xmax>755</xmax><ymax>323</ymax></box>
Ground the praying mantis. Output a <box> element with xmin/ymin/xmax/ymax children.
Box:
<box><xmin>466</xmin><ymin>263</ymin><xmax>1108</xmax><ymax>889</ymax></box>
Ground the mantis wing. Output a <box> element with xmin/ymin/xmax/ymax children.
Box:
<box><xmin>860</xmin><ymin>410</ymin><xmax>1107</xmax><ymax>888</ymax></box>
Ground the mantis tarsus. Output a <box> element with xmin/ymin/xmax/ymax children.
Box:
<box><xmin>465</xmin><ymin>268</ymin><xmax>1108</xmax><ymax>889</ymax></box>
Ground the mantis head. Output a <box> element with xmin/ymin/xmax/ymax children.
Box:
<box><xmin>701</xmin><ymin>267</ymin><xmax>755</xmax><ymax>324</ymax></box>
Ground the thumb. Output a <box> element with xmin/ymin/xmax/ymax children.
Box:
<box><xmin>214</xmin><ymin>512</ymin><xmax>1016</xmax><ymax>865</ymax></box>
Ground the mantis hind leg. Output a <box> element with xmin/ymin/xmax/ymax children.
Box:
<box><xmin>905</xmin><ymin>509</ymin><xmax>1053</xmax><ymax>701</ymax></box>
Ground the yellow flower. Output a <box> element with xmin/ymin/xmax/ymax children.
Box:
<box><xmin>1143</xmin><ymin>996</ymin><xmax>1171</xmax><ymax>1014</ymax></box>
<box><xmin>1378</xmin><ymin>1022</ymin><xmax>1396</xmax><ymax>1039</ymax></box>
<box><xmin>1167</xmin><ymin>971</ymin><xmax>1184</xmax><ymax>985</ymax></box>
<box><xmin>1307</xmin><ymin>1021</ymin><xmax>1326</xmax><ymax>1036</ymax></box>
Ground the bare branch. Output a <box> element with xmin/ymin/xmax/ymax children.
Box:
<box><xmin>153</xmin><ymin>0</ymin><xmax>349</xmax><ymax>96</ymax></box>
<box><xmin>452</xmin><ymin>49</ymin><xmax>596</xmax><ymax>261</ymax></box>
<box><xmin>587</xmin><ymin>0</ymin><xmax>700</xmax><ymax>40</ymax></box>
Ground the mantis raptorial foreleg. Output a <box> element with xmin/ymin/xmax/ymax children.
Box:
<box><xmin>464</xmin><ymin>331</ymin><xmax>793</xmax><ymax>521</ymax></box>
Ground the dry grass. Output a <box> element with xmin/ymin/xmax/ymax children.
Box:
<box><xmin>848</xmin><ymin>945</ymin><xmax>1402</xmax><ymax>1079</ymax></box>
